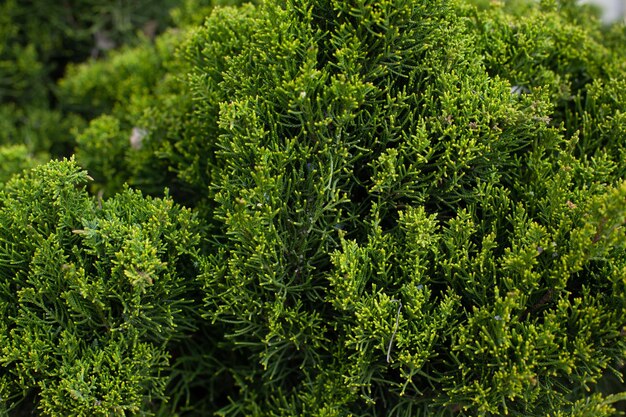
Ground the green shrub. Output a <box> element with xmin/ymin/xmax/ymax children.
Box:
<box><xmin>61</xmin><ymin>3</ymin><xmax>258</xmax><ymax>206</ymax></box>
<box><xmin>189</xmin><ymin>0</ymin><xmax>626</xmax><ymax>415</ymax></box>
<box><xmin>59</xmin><ymin>26</ymin><xmax>196</xmax><ymax>200</ymax></box>
<box><xmin>1</xmin><ymin>0</ymin><xmax>626</xmax><ymax>416</ymax></box>
<box><xmin>0</xmin><ymin>145</ymin><xmax>39</xmax><ymax>188</ymax></box>
<box><xmin>0</xmin><ymin>159</ymin><xmax>207</xmax><ymax>415</ymax></box>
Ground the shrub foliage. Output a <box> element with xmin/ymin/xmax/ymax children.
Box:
<box><xmin>0</xmin><ymin>159</ymin><xmax>204</xmax><ymax>416</ymax></box>
<box><xmin>1</xmin><ymin>0</ymin><xmax>626</xmax><ymax>416</ymax></box>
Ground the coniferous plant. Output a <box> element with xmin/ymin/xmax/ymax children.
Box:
<box><xmin>0</xmin><ymin>0</ymin><xmax>625</xmax><ymax>416</ymax></box>
<box><xmin>0</xmin><ymin>159</ymin><xmax>207</xmax><ymax>416</ymax></box>
<box><xmin>189</xmin><ymin>0</ymin><xmax>626</xmax><ymax>415</ymax></box>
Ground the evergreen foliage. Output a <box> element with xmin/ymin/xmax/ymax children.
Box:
<box><xmin>0</xmin><ymin>145</ymin><xmax>39</xmax><ymax>189</ymax></box>
<box><xmin>186</xmin><ymin>1</ymin><xmax>626</xmax><ymax>415</ymax></box>
<box><xmin>60</xmin><ymin>3</ymin><xmax>259</xmax><ymax>205</ymax></box>
<box><xmin>58</xmin><ymin>26</ymin><xmax>199</xmax><ymax>200</ymax></box>
<box><xmin>1</xmin><ymin>0</ymin><xmax>626</xmax><ymax>415</ymax></box>
<box><xmin>0</xmin><ymin>159</ymin><xmax>205</xmax><ymax>415</ymax></box>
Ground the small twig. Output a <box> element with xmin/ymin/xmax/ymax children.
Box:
<box><xmin>520</xmin><ymin>288</ymin><xmax>554</xmax><ymax>320</ymax></box>
<box><xmin>386</xmin><ymin>299</ymin><xmax>403</xmax><ymax>363</ymax></box>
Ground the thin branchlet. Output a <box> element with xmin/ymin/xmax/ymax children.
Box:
<box><xmin>387</xmin><ymin>299</ymin><xmax>403</xmax><ymax>363</ymax></box>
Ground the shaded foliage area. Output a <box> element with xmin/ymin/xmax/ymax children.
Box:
<box><xmin>0</xmin><ymin>0</ymin><xmax>222</xmax><ymax>159</ymax></box>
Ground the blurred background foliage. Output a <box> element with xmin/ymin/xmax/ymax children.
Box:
<box><xmin>0</xmin><ymin>0</ymin><xmax>251</xmax><ymax>165</ymax></box>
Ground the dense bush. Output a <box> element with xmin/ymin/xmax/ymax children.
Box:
<box><xmin>60</xmin><ymin>3</ymin><xmax>259</xmax><ymax>206</ymax></box>
<box><xmin>0</xmin><ymin>145</ymin><xmax>39</xmax><ymax>189</ymax></box>
<box><xmin>58</xmin><ymin>25</ymin><xmax>198</xmax><ymax>200</ymax></box>
<box><xmin>191</xmin><ymin>1</ymin><xmax>626</xmax><ymax>415</ymax></box>
<box><xmin>0</xmin><ymin>159</ymin><xmax>208</xmax><ymax>416</ymax></box>
<box><xmin>1</xmin><ymin>0</ymin><xmax>626</xmax><ymax>416</ymax></box>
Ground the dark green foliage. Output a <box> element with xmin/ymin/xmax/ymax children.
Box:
<box><xmin>60</xmin><ymin>3</ymin><xmax>259</xmax><ymax>205</ymax></box>
<box><xmin>59</xmin><ymin>26</ymin><xmax>199</xmax><ymax>200</ymax></box>
<box><xmin>186</xmin><ymin>0</ymin><xmax>626</xmax><ymax>415</ymax></box>
<box><xmin>0</xmin><ymin>104</ymin><xmax>86</xmax><ymax>159</ymax></box>
<box><xmin>1</xmin><ymin>0</ymin><xmax>626</xmax><ymax>416</ymax></box>
<box><xmin>0</xmin><ymin>159</ymin><xmax>205</xmax><ymax>415</ymax></box>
